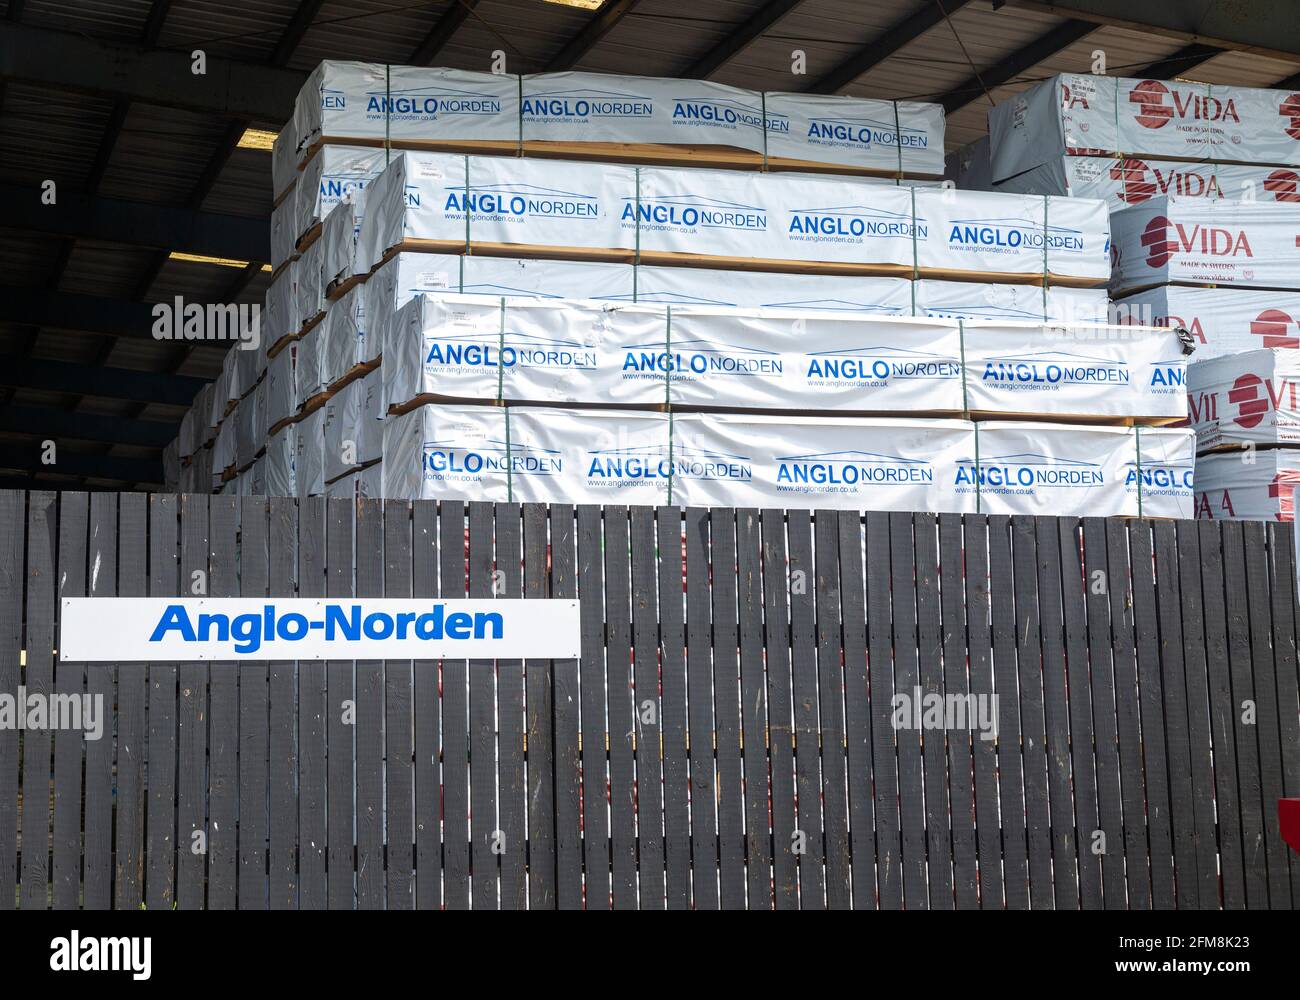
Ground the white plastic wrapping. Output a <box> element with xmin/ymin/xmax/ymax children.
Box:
<box><xmin>321</xmin><ymin>192</ymin><xmax>366</xmax><ymax>290</ymax></box>
<box><xmin>296</xmin><ymin>236</ymin><xmax>326</xmax><ymax>332</ymax></box>
<box><xmin>1111</xmin><ymin>196</ymin><xmax>1300</xmax><ymax>293</ymax></box>
<box><xmin>379</xmin><ymin>401</ymin><xmax>1194</xmax><ymax>515</ymax></box>
<box><xmin>295</xmin><ymin>407</ymin><xmax>325</xmax><ymax>497</ymax></box>
<box><xmin>1114</xmin><ymin>284</ymin><xmax>1300</xmax><ymax>359</ymax></box>
<box><xmin>913</xmin><ymin>280</ymin><xmax>1109</xmax><ymax>324</ymax></box>
<box><xmin>989</xmin><ymin>74</ymin><xmax>1300</xmax><ymax>183</ymax></box>
<box><xmin>322</xmin><ymin>285</ymin><xmax>366</xmax><ymax>386</ymax></box>
<box><xmin>1187</xmin><ymin>349</ymin><xmax>1300</xmax><ymax>452</ymax></box>
<box><xmin>265</xmin><ymin>423</ymin><xmax>297</xmax><ymax>497</ymax></box>
<box><xmin>987</xmin><ymin>153</ymin><xmax>1300</xmax><ymax>212</ymax></box>
<box><xmin>293</xmin><ymin>62</ymin><xmax>520</xmax><ymax>155</ymax></box>
<box><xmin>271</xmin><ymin>189</ymin><xmax>297</xmax><ymax>271</ymax></box>
<box><xmin>163</xmin><ymin>440</ymin><xmax>180</xmax><ymax>492</ymax></box>
<box><xmin>265</xmin><ymin>263</ymin><xmax>299</xmax><ymax>346</ymax></box>
<box><xmin>264</xmin><ymin>343</ymin><xmax>296</xmax><ymax>433</ymax></box>
<box><xmin>763</xmin><ymin>93</ymin><xmax>944</xmax><ymax>175</ymax></box>
<box><xmin>295</xmin><ymin>144</ymin><xmax>387</xmax><ymax>244</ymax></box>
<box><xmin>235</xmin><ymin>379</ymin><xmax>266</xmax><ymax>470</ymax></box>
<box><xmin>324</xmin><ymin>370</ymin><xmax>383</xmax><ymax>482</ymax></box>
<box><xmin>178</xmin><ymin>408</ymin><xmax>196</xmax><ymax>460</ymax></box>
<box><xmin>272</xmin><ymin>118</ymin><xmax>300</xmax><ymax>200</ymax></box>
<box><xmin>1194</xmin><ymin>448</ymin><xmax>1300</xmax><ymax>521</ymax></box>
<box><xmin>213</xmin><ymin>411</ymin><xmax>236</xmax><ymax>477</ymax></box>
<box><xmin>382</xmin><ymin>293</ymin><xmax>1182</xmax><ymax>421</ymax></box>
<box><xmin>295</xmin><ymin>324</ymin><xmax>325</xmax><ymax>409</ymax></box>
<box><xmin>357</xmin><ymin>152</ymin><xmax>1111</xmax><ymax>282</ymax></box>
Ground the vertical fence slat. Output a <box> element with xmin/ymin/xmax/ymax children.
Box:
<box><xmin>523</xmin><ymin>503</ymin><xmax>555</xmax><ymax>909</ymax></box>
<box><xmin>890</xmin><ymin>511</ymin><xmax>926</xmax><ymax>909</ymax></box>
<box><xmin>324</xmin><ymin>498</ymin><xmax>356</xmax><ymax>909</ymax></box>
<box><xmin>813</xmin><ymin>510</ymin><xmax>850</xmax><ymax>910</ymax></box>
<box><xmin>551</xmin><ymin>504</ymin><xmax>582</xmax><ymax>909</ymax></box>
<box><xmin>916</xmin><ymin>512</ymin><xmax>952</xmax><ymax>910</ymax></box>
<box><xmin>963</xmin><ymin>515</ymin><xmax>1004</xmax><ymax>911</ymax></box>
<box><xmin>786</xmin><ymin>509</ymin><xmax>824</xmax><ymax>909</ymax></box>
<box><xmin>383</xmin><ymin>500</ymin><xmax>414</xmax><ymax>910</ymax></box>
<box><xmin>1174</xmin><ymin>521</ymin><xmax>1220</xmax><ymax>910</ymax></box>
<box><xmin>83</xmin><ymin>493</ymin><xmax>119</xmax><ymax>909</ymax></box>
<box><xmin>144</xmin><ymin>495</ymin><xmax>178</xmax><ymax>911</ymax></box>
<box><xmin>1200</xmin><ymin>520</ymin><xmax>1243</xmax><ymax>909</ymax></box>
<box><xmin>112</xmin><ymin>493</ymin><xmax>148</xmax><ymax>910</ymax></box>
<box><xmin>988</xmin><ymin>515</ymin><xmax>1027</xmax><ymax>909</ymax></box>
<box><xmin>655</xmin><ymin>507</ymin><xmax>690</xmax><ymax>910</ymax></box>
<box><xmin>467</xmin><ymin>502</ymin><xmax>499</xmax><ymax>910</ymax></box>
<box><xmin>1034</xmin><ymin>515</ymin><xmax>1078</xmax><ymax>910</ymax></box>
<box><xmin>1107</xmin><ymin>518</ymin><xmax>1150</xmax><ymax>909</ymax></box>
<box><xmin>1267</xmin><ymin>522</ymin><xmax>1300</xmax><ymax>904</ymax></box>
<box><xmin>495</xmin><ymin>503</ymin><xmax>527</xmax><ymax>910</ymax></box>
<box><xmin>761</xmin><ymin>508</ymin><xmax>797</xmax><ymax>910</ymax></box>
<box><xmin>1242</xmin><ymin>521</ymin><xmax>1291</xmax><ymax>909</ymax></box>
<box><xmin>711</xmin><ymin>509</ymin><xmax>745</xmax><ymax>910</ymax></box>
<box><xmin>439</xmin><ymin>500</ymin><xmax>470</xmax><ymax>909</ymax></box>
<box><xmin>838</xmin><ymin>511</ymin><xmax>875</xmax><ymax>910</ymax></box>
<box><xmin>684</xmin><ymin>506</ymin><xmax>718</xmax><ymax>910</ymax></box>
<box><xmin>578</xmin><ymin>504</ymin><xmax>611</xmax><ymax>910</ymax></box>
<box><xmin>411</xmin><ymin>500</ymin><xmax>441</xmax><ymax>910</ymax></box>
<box><xmin>1129</xmin><ymin>520</ymin><xmax>1176</xmax><ymax>909</ymax></box>
<box><xmin>940</xmin><ymin>514</ymin><xmax>978</xmax><ymax>911</ymax></box>
<box><xmin>267</xmin><ymin>496</ymin><xmax>298</xmax><ymax>909</ymax></box>
<box><xmin>737</xmin><ymin>509</ymin><xmax>771</xmax><ymax>909</ymax></box>
<box><xmin>174</xmin><ymin>494</ymin><xmax>206</xmax><ymax>909</ymax></box>
<box><xmin>0</xmin><ymin>491</ymin><xmax>24</xmax><ymax>909</ymax></box>
<box><xmin>297</xmin><ymin>496</ymin><xmax>328</xmax><ymax>909</ymax></box>
<box><xmin>205</xmin><ymin>495</ymin><xmax>240</xmax><ymax>909</ymax></box>
<box><xmin>1151</xmin><ymin>521</ymin><xmax>1196</xmax><ymax>909</ymax></box>
<box><xmin>237</xmin><ymin>497</ymin><xmax>269</xmax><ymax>910</ymax></box>
<box><xmin>866</xmin><ymin>511</ymin><xmax>901</xmax><ymax>910</ymax></box>
<box><xmin>1059</xmin><ymin>517</ymin><xmax>1101</xmax><ymax>910</ymax></box>
<box><xmin>602</xmin><ymin>506</ymin><xmax>637</xmax><ymax>910</ymax></box>
<box><xmin>354</xmin><ymin>498</ymin><xmax>385</xmax><ymax>910</ymax></box>
<box><xmin>1081</xmin><ymin>518</ymin><xmax>1126</xmax><ymax>909</ymax></box>
<box><xmin>1011</xmin><ymin>517</ymin><xmax>1051</xmax><ymax>909</ymax></box>
<box><xmin>20</xmin><ymin>491</ymin><xmax>56</xmax><ymax>909</ymax></box>
<box><xmin>52</xmin><ymin>492</ymin><xmax>88</xmax><ymax>910</ymax></box>
<box><xmin>629</xmin><ymin>505</ymin><xmax>664</xmax><ymax>907</ymax></box>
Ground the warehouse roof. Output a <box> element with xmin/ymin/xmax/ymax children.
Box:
<box><xmin>1</xmin><ymin>0</ymin><xmax>1298</xmax><ymax>489</ymax></box>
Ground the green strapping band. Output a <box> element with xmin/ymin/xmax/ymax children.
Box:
<box><xmin>909</xmin><ymin>185</ymin><xmax>918</xmax><ymax>280</ymax></box>
<box><xmin>516</xmin><ymin>75</ymin><xmax>524</xmax><ymax>155</ymax></box>
<box><xmin>892</xmin><ymin>100</ymin><xmax>903</xmax><ymax>178</ymax></box>
<box><xmin>665</xmin><ymin>305</ymin><xmax>674</xmax><ymax>506</ymax></box>
<box><xmin>503</xmin><ymin>404</ymin><xmax>513</xmax><ymax>502</ymax></box>
<box><xmin>973</xmin><ymin>422</ymin><xmax>982</xmax><ymax>515</ymax></box>
<box><xmin>760</xmin><ymin>91</ymin><xmax>769</xmax><ymax>169</ymax></box>
<box><xmin>463</xmin><ymin>153</ymin><xmax>471</xmax><ymax>254</ymax></box>
<box><xmin>634</xmin><ymin>166</ymin><xmax>642</xmax><ymax>265</ymax></box>
<box><xmin>1134</xmin><ymin>424</ymin><xmax>1143</xmax><ymax>519</ymax></box>
<box><xmin>1041</xmin><ymin>194</ymin><xmax>1049</xmax><ymax>287</ymax></box>
<box><xmin>958</xmin><ymin>320</ymin><xmax>969</xmax><ymax>417</ymax></box>
<box><xmin>384</xmin><ymin>64</ymin><xmax>391</xmax><ymax>165</ymax></box>
<box><xmin>496</xmin><ymin>297</ymin><xmax>507</xmax><ymax>403</ymax></box>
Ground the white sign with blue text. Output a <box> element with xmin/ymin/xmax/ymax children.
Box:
<box><xmin>59</xmin><ymin>598</ymin><xmax>581</xmax><ymax>662</ymax></box>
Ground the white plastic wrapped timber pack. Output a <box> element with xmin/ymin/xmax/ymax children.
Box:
<box><xmin>264</xmin><ymin>342</ymin><xmax>296</xmax><ymax>434</ymax></box>
<box><xmin>272</xmin><ymin>118</ymin><xmax>300</xmax><ymax>201</ymax></box>
<box><xmin>1111</xmin><ymin>196</ymin><xmax>1300</xmax><ymax>294</ymax></box>
<box><xmin>324</xmin><ymin>369</ymin><xmax>382</xmax><ymax>482</ymax></box>
<box><xmin>296</xmin><ymin>144</ymin><xmax>387</xmax><ymax>244</ymax></box>
<box><xmin>296</xmin><ymin>235</ymin><xmax>327</xmax><ymax>332</ymax></box>
<box><xmin>356</xmin><ymin>152</ymin><xmax>1111</xmax><ymax>283</ymax></box>
<box><xmin>320</xmin><ymin>194</ymin><xmax>365</xmax><ymax>290</ymax></box>
<box><xmin>234</xmin><ymin>379</ymin><xmax>267</xmax><ymax>470</ymax></box>
<box><xmin>265</xmin><ymin>263</ymin><xmax>299</xmax><ymax>348</ymax></box>
<box><xmin>294</xmin><ymin>406</ymin><xmax>326</xmax><ymax>497</ymax></box>
<box><xmin>381</xmin><ymin>402</ymin><xmax>1195</xmax><ymax>516</ymax></box>
<box><xmin>1194</xmin><ymin>449</ymin><xmax>1300</xmax><ymax>520</ymax></box>
<box><xmin>1187</xmin><ymin>349</ymin><xmax>1300</xmax><ymax>452</ymax></box>
<box><xmin>325</xmin><ymin>462</ymin><xmax>382</xmax><ymax>500</ymax></box>
<box><xmin>294</xmin><ymin>323</ymin><xmax>326</xmax><ymax>409</ymax></box>
<box><xmin>271</xmin><ymin>190</ymin><xmax>297</xmax><ymax>272</ymax></box>
<box><xmin>985</xmin><ymin>154</ymin><xmax>1300</xmax><ymax>213</ymax></box>
<box><xmin>163</xmin><ymin>440</ymin><xmax>180</xmax><ymax>492</ymax></box>
<box><xmin>382</xmin><ymin>293</ymin><xmax>1186</xmax><ymax>422</ymax></box>
<box><xmin>1113</xmin><ymin>285</ymin><xmax>1300</xmax><ymax>359</ymax></box>
<box><xmin>321</xmin><ymin>285</ymin><xmax>366</xmax><ymax>387</ymax></box>
<box><xmin>988</xmin><ymin>74</ymin><xmax>1300</xmax><ymax>183</ymax></box>
<box><xmin>291</xmin><ymin>62</ymin><xmax>946</xmax><ymax>177</ymax></box>
<box><xmin>265</xmin><ymin>423</ymin><xmax>297</xmax><ymax>497</ymax></box>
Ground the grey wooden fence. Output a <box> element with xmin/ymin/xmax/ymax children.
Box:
<box><xmin>1</xmin><ymin>490</ymin><xmax>1297</xmax><ymax>909</ymax></box>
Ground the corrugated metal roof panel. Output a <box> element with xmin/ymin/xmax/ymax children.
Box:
<box><xmin>158</xmin><ymin>0</ymin><xmax>297</xmax><ymax>65</ymax></box>
<box><xmin>200</xmin><ymin>147</ymin><xmax>273</xmax><ymax>218</ymax></box>
<box><xmin>293</xmin><ymin>0</ymin><xmax>457</xmax><ymax>70</ymax></box>
<box><xmin>60</xmin><ymin>243</ymin><xmax>159</xmax><ymax>299</ymax></box>
<box><xmin>22</xmin><ymin>0</ymin><xmax>155</xmax><ymax>42</ymax></box>
<box><xmin>98</xmin><ymin>104</ymin><xmax>233</xmax><ymax>207</ymax></box>
<box><xmin>1187</xmin><ymin>50</ymin><xmax>1300</xmax><ymax>89</ymax></box>
<box><xmin>0</xmin><ymin>84</ymin><xmax>116</xmax><ymax>189</ymax></box>
<box><xmin>574</xmin><ymin>0</ymin><xmax>757</xmax><ymax>78</ymax></box>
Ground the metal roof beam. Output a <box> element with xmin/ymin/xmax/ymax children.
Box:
<box><xmin>1134</xmin><ymin>42</ymin><xmax>1224</xmax><ymax>80</ymax></box>
<box><xmin>0</xmin><ymin>182</ymin><xmax>268</xmax><ymax>261</ymax></box>
<box><xmin>808</xmin><ymin>0</ymin><xmax>975</xmax><ymax>95</ymax></box>
<box><xmin>0</xmin><ymin>355</ymin><xmax>207</xmax><ymax>406</ymax></box>
<box><xmin>0</xmin><ymin>22</ymin><xmax>302</xmax><ymax>123</ymax></box>
<box><xmin>682</xmin><ymin>0</ymin><xmax>805</xmax><ymax>79</ymax></box>
<box><xmin>939</xmin><ymin>19</ymin><xmax>1097</xmax><ymax>114</ymax></box>
<box><xmin>411</xmin><ymin>0</ymin><xmax>481</xmax><ymax>65</ymax></box>
<box><xmin>0</xmin><ymin>288</ymin><xmax>232</xmax><ymax>346</ymax></box>
<box><xmin>1004</xmin><ymin>0</ymin><xmax>1300</xmax><ymax>60</ymax></box>
<box><xmin>0</xmin><ymin>405</ymin><xmax>177</xmax><ymax>448</ymax></box>
<box><xmin>544</xmin><ymin>0</ymin><xmax>641</xmax><ymax>72</ymax></box>
<box><xmin>0</xmin><ymin>445</ymin><xmax>160</xmax><ymax>485</ymax></box>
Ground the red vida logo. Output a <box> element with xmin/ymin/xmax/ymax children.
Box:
<box><xmin>1130</xmin><ymin>80</ymin><xmax>1241</xmax><ymax>130</ymax></box>
<box><xmin>1141</xmin><ymin>214</ymin><xmax>1254</xmax><ymax>268</ymax></box>
<box><xmin>1281</xmin><ymin>94</ymin><xmax>1300</xmax><ymax>140</ymax></box>
<box><xmin>1265</xmin><ymin>168</ymin><xmax>1300</xmax><ymax>203</ymax></box>
<box><xmin>1251</xmin><ymin>309</ymin><xmax>1299</xmax><ymax>349</ymax></box>
<box><xmin>1109</xmin><ymin>157</ymin><xmax>1227</xmax><ymax>204</ymax></box>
